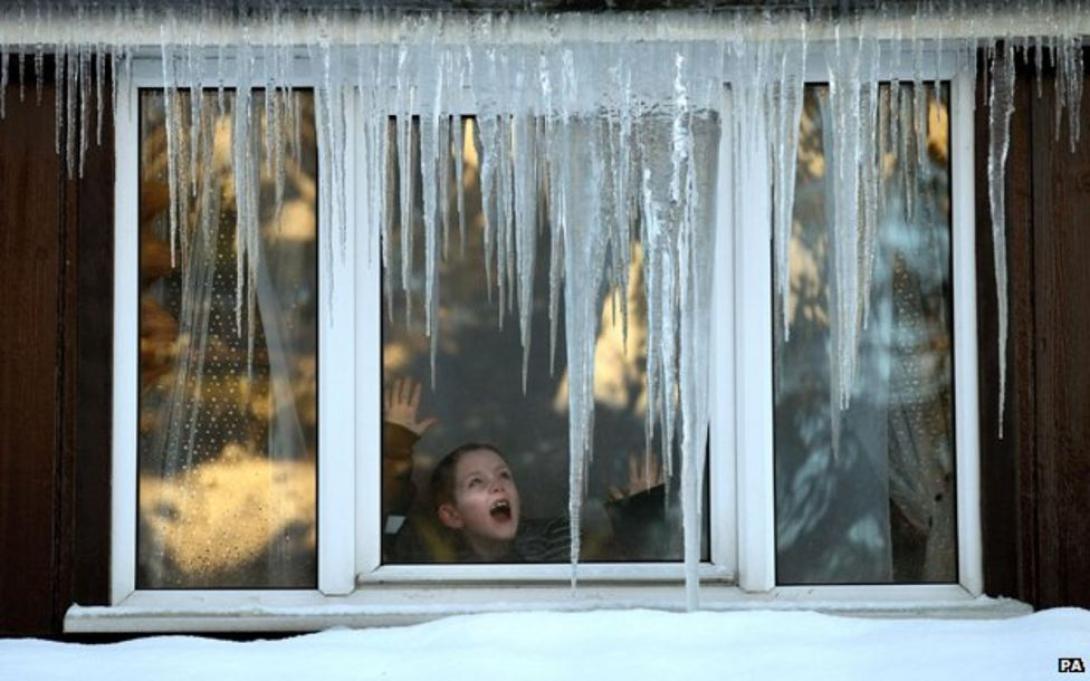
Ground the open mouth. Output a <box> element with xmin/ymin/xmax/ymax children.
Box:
<box><xmin>490</xmin><ymin>499</ymin><xmax>512</xmax><ymax>521</ymax></box>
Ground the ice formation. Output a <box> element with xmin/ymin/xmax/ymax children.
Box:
<box><xmin>1</xmin><ymin>1</ymin><xmax>1088</xmax><ymax>606</ymax></box>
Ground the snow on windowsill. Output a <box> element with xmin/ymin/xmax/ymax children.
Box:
<box><xmin>64</xmin><ymin>584</ymin><xmax>1032</xmax><ymax>633</ymax></box>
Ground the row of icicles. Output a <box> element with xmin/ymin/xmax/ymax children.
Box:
<box><xmin>0</xmin><ymin>7</ymin><xmax>1087</xmax><ymax>606</ymax></box>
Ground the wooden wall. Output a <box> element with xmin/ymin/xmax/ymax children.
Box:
<box><xmin>977</xmin><ymin>55</ymin><xmax>1090</xmax><ymax>609</ymax></box>
<box><xmin>0</xmin><ymin>68</ymin><xmax>113</xmax><ymax>638</ymax></box>
<box><xmin>1</xmin><ymin>51</ymin><xmax>1090</xmax><ymax>637</ymax></box>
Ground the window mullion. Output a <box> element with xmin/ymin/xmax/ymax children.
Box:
<box><xmin>111</xmin><ymin>66</ymin><xmax>140</xmax><ymax>606</ymax></box>
<box><xmin>709</xmin><ymin>83</ymin><xmax>737</xmax><ymax>579</ymax></box>
<box><xmin>734</xmin><ymin>96</ymin><xmax>776</xmax><ymax>593</ymax></box>
<box><xmin>951</xmin><ymin>67</ymin><xmax>983</xmax><ymax>596</ymax></box>
<box><xmin>318</xmin><ymin>87</ymin><xmax>358</xmax><ymax>596</ymax></box>
<box><xmin>355</xmin><ymin>95</ymin><xmax>384</xmax><ymax>580</ymax></box>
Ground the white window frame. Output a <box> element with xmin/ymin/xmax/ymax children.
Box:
<box><xmin>734</xmin><ymin>51</ymin><xmax>983</xmax><ymax>596</ymax></box>
<box><xmin>69</xmin><ymin>45</ymin><xmax>993</xmax><ymax>633</ymax></box>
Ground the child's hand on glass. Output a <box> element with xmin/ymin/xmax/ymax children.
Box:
<box><xmin>383</xmin><ymin>377</ymin><xmax>438</xmax><ymax>436</ymax></box>
<box><xmin>607</xmin><ymin>451</ymin><xmax>665</xmax><ymax>502</ymax></box>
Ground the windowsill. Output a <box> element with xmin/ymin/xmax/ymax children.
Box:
<box><xmin>64</xmin><ymin>585</ymin><xmax>1032</xmax><ymax>633</ymax></box>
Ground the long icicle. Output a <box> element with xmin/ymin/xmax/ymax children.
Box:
<box><xmin>988</xmin><ymin>40</ymin><xmax>1016</xmax><ymax>437</ymax></box>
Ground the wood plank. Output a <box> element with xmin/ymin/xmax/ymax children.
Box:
<box><xmin>1032</xmin><ymin>63</ymin><xmax>1090</xmax><ymax>609</ymax></box>
<box><xmin>0</xmin><ymin>82</ymin><xmax>63</xmax><ymax>636</ymax></box>
<box><xmin>977</xmin><ymin>54</ymin><xmax>1037</xmax><ymax>603</ymax></box>
<box><xmin>69</xmin><ymin>56</ymin><xmax>115</xmax><ymax>611</ymax></box>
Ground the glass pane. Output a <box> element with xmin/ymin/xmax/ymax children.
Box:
<box><xmin>138</xmin><ymin>90</ymin><xmax>318</xmax><ymax>588</ymax></box>
<box><xmin>382</xmin><ymin>116</ymin><xmax>711</xmax><ymax>564</ymax></box>
<box><xmin>774</xmin><ymin>83</ymin><xmax>957</xmax><ymax>584</ymax></box>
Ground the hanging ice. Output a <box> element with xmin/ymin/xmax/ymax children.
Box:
<box><xmin>988</xmin><ymin>41</ymin><xmax>1016</xmax><ymax>437</ymax></box>
<box><xmin>2</xmin><ymin>1</ymin><xmax>1090</xmax><ymax>609</ymax></box>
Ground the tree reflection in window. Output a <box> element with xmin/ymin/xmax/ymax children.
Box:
<box><xmin>137</xmin><ymin>90</ymin><xmax>318</xmax><ymax>588</ymax></box>
<box><xmin>774</xmin><ymin>84</ymin><xmax>956</xmax><ymax>584</ymax></box>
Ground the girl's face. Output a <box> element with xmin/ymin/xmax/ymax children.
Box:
<box><xmin>439</xmin><ymin>448</ymin><xmax>521</xmax><ymax>552</ymax></box>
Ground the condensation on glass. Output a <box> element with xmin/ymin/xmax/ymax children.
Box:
<box><xmin>381</xmin><ymin>116</ymin><xmax>712</xmax><ymax>565</ymax></box>
<box><xmin>774</xmin><ymin>83</ymin><xmax>957</xmax><ymax>584</ymax></box>
<box><xmin>137</xmin><ymin>90</ymin><xmax>318</xmax><ymax>588</ymax></box>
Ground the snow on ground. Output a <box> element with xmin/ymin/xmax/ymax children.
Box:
<box><xmin>2</xmin><ymin>608</ymin><xmax>1088</xmax><ymax>681</ymax></box>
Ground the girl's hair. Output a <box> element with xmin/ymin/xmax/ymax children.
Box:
<box><xmin>430</xmin><ymin>442</ymin><xmax>505</xmax><ymax>510</ymax></box>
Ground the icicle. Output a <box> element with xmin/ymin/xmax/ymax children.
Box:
<box><xmin>513</xmin><ymin>110</ymin><xmax>539</xmax><ymax>393</ymax></box>
<box><xmin>438</xmin><ymin>114</ymin><xmax>453</xmax><ymax>263</ymax></box>
<box><xmin>477</xmin><ymin>112</ymin><xmax>500</xmax><ymax>303</ymax></box>
<box><xmin>431</xmin><ymin>49</ymin><xmax>452</xmax><ymax>263</ymax></box>
<box><xmin>53</xmin><ymin>45</ymin><xmax>64</xmax><ymax>157</ymax></box>
<box><xmin>270</xmin><ymin>86</ymin><xmax>285</xmax><ymax>231</ymax></box>
<box><xmin>500</xmin><ymin>113</ymin><xmax>518</xmax><ymax>325</ymax></box>
<box><xmin>1055</xmin><ymin>36</ymin><xmax>1067</xmax><ymax>144</ymax></box>
<box><xmin>547</xmin><ymin>186</ymin><xmax>565</xmax><ymax>378</ymax></box>
<box><xmin>453</xmin><ymin>116</ymin><xmax>467</xmax><ymax>255</ymax></box>
<box><xmin>95</xmin><ymin>45</ymin><xmax>105</xmax><ymax>146</ymax></box>
<box><xmin>1059</xmin><ymin>36</ymin><xmax>1083</xmax><ymax>151</ymax></box>
<box><xmin>34</xmin><ymin>39</ymin><xmax>43</xmax><ymax>107</ymax></box>
<box><xmin>315</xmin><ymin>19</ymin><xmax>346</xmax><ymax>317</ymax></box>
<box><xmin>1</xmin><ymin>48</ymin><xmax>8</xmax><ymax>120</ymax></box>
<box><xmin>989</xmin><ymin>42</ymin><xmax>1016</xmax><ymax>437</ymax></box>
<box><xmin>263</xmin><ymin>40</ymin><xmax>276</xmax><ymax>183</ymax></box>
<box><xmin>1035</xmin><ymin>34</ymin><xmax>1045</xmax><ymax>100</ymax></box>
<box><xmin>382</xmin><ymin>115</ymin><xmax>398</xmax><ymax>321</ymax></box>
<box><xmin>859</xmin><ymin>39</ymin><xmax>881</xmax><ymax>328</ymax></box>
<box><xmin>232</xmin><ymin>36</ymin><xmax>262</xmax><ymax>378</ymax></box>
<box><xmin>562</xmin><ymin>118</ymin><xmax>608</xmax><ymax>589</ymax></box>
<box><xmin>17</xmin><ymin>47</ymin><xmax>26</xmax><ymax>104</ymax></box>
<box><xmin>161</xmin><ymin>36</ymin><xmax>181</xmax><ymax>268</ymax></box>
<box><xmin>613</xmin><ymin>57</ymin><xmax>635</xmax><ymax>352</ymax></box>
<box><xmin>68</xmin><ymin>46</ymin><xmax>82</xmax><ymax>173</ymax></box>
<box><xmin>677</xmin><ymin>107</ymin><xmax>716</xmax><ymax>610</ymax></box>
<box><xmin>772</xmin><ymin>33</ymin><xmax>807</xmax><ymax>339</ymax></box>
<box><xmin>396</xmin><ymin>44</ymin><xmax>416</xmax><ymax>324</ymax></box>
<box><xmin>547</xmin><ymin>48</ymin><xmax>577</xmax><ymax>374</ymax></box>
<box><xmin>12</xmin><ymin>8</ymin><xmax>25</xmax><ymax>105</ymax></box>
<box><xmin>915</xmin><ymin>80</ymin><xmax>929</xmax><ymax>177</ymax></box>
<box><xmin>420</xmin><ymin>48</ymin><xmax>443</xmax><ymax>387</ymax></box>
<box><xmin>78</xmin><ymin>46</ymin><xmax>90</xmax><ymax>178</ymax></box>
<box><xmin>216</xmin><ymin>42</ymin><xmax>227</xmax><ymax>116</ymax></box>
<box><xmin>823</xmin><ymin>25</ymin><xmax>881</xmax><ymax>452</ymax></box>
<box><xmin>900</xmin><ymin>79</ymin><xmax>916</xmax><ymax>224</ymax></box>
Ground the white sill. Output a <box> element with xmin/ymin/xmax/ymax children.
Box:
<box><xmin>64</xmin><ymin>585</ymin><xmax>1031</xmax><ymax>633</ymax></box>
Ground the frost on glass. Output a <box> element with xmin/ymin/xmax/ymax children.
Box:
<box><xmin>774</xmin><ymin>84</ymin><xmax>956</xmax><ymax>584</ymax></box>
<box><xmin>138</xmin><ymin>90</ymin><xmax>318</xmax><ymax>589</ymax></box>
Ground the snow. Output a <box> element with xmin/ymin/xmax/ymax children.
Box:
<box><xmin>3</xmin><ymin>608</ymin><xmax>1088</xmax><ymax>681</ymax></box>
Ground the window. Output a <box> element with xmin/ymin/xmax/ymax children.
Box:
<box><xmin>774</xmin><ymin>83</ymin><xmax>958</xmax><ymax>585</ymax></box>
<box><xmin>84</xmin><ymin>44</ymin><xmax>983</xmax><ymax>631</ymax></box>
<box><xmin>379</xmin><ymin>117</ymin><xmax>711</xmax><ymax>566</ymax></box>
<box><xmin>136</xmin><ymin>88</ymin><xmax>319</xmax><ymax>589</ymax></box>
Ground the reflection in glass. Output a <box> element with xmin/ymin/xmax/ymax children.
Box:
<box><xmin>138</xmin><ymin>91</ymin><xmax>317</xmax><ymax>588</ymax></box>
<box><xmin>382</xmin><ymin>116</ymin><xmax>712</xmax><ymax>564</ymax></box>
<box><xmin>774</xmin><ymin>84</ymin><xmax>957</xmax><ymax>584</ymax></box>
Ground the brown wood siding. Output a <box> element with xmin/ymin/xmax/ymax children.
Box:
<box><xmin>1030</xmin><ymin>70</ymin><xmax>1090</xmax><ymax>609</ymax></box>
<box><xmin>978</xmin><ymin>51</ymin><xmax>1090</xmax><ymax>609</ymax></box>
<box><xmin>70</xmin><ymin>80</ymin><xmax>114</xmax><ymax>614</ymax></box>
<box><xmin>0</xmin><ymin>81</ymin><xmax>65</xmax><ymax>636</ymax></box>
<box><xmin>0</xmin><ymin>62</ymin><xmax>113</xmax><ymax>638</ymax></box>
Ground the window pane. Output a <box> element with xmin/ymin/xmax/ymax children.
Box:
<box><xmin>774</xmin><ymin>84</ymin><xmax>956</xmax><ymax>584</ymax></box>
<box><xmin>382</xmin><ymin>117</ymin><xmax>710</xmax><ymax>565</ymax></box>
<box><xmin>138</xmin><ymin>90</ymin><xmax>318</xmax><ymax>588</ymax></box>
